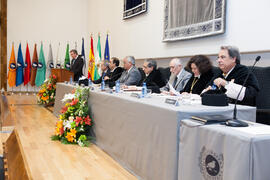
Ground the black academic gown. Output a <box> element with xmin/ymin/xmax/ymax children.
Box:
<box><xmin>181</xmin><ymin>69</ymin><xmax>214</xmax><ymax>95</ymax></box>
<box><xmin>70</xmin><ymin>55</ymin><xmax>84</xmax><ymax>81</ymax></box>
<box><xmin>208</xmin><ymin>64</ymin><xmax>260</xmax><ymax>106</ymax></box>
<box><xmin>93</xmin><ymin>69</ymin><xmax>111</xmax><ymax>84</ymax></box>
<box><xmin>141</xmin><ymin>69</ymin><xmax>166</xmax><ymax>93</ymax></box>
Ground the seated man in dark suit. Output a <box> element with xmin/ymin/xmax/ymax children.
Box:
<box><xmin>104</xmin><ymin>57</ymin><xmax>123</xmax><ymax>87</ymax></box>
<box><xmin>70</xmin><ymin>49</ymin><xmax>84</xmax><ymax>81</ymax></box>
<box><xmin>118</xmin><ymin>56</ymin><xmax>141</xmax><ymax>86</ymax></box>
<box><xmin>204</xmin><ymin>46</ymin><xmax>260</xmax><ymax>106</ymax></box>
<box><xmin>141</xmin><ymin>59</ymin><xmax>165</xmax><ymax>93</ymax></box>
<box><xmin>92</xmin><ymin>60</ymin><xmax>110</xmax><ymax>84</ymax></box>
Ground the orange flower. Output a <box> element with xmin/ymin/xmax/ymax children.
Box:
<box><xmin>55</xmin><ymin>120</ymin><xmax>63</xmax><ymax>136</ymax></box>
<box><xmin>41</xmin><ymin>96</ymin><xmax>49</xmax><ymax>101</ymax></box>
<box><xmin>60</xmin><ymin>106</ymin><xmax>68</xmax><ymax>114</ymax></box>
<box><xmin>66</xmin><ymin>133</ymin><xmax>74</xmax><ymax>142</ymax></box>
<box><xmin>69</xmin><ymin>128</ymin><xmax>77</xmax><ymax>137</ymax></box>
<box><xmin>70</xmin><ymin>99</ymin><xmax>79</xmax><ymax>106</ymax></box>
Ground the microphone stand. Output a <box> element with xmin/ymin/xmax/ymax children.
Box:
<box><xmin>225</xmin><ymin>56</ymin><xmax>260</xmax><ymax>127</ymax></box>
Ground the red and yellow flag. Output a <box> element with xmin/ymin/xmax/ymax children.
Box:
<box><xmin>7</xmin><ymin>43</ymin><xmax>16</xmax><ymax>87</ymax></box>
<box><xmin>88</xmin><ymin>36</ymin><xmax>95</xmax><ymax>80</ymax></box>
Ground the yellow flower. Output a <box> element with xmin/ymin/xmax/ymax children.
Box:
<box><xmin>66</xmin><ymin>133</ymin><xmax>74</xmax><ymax>142</ymax></box>
<box><xmin>69</xmin><ymin>128</ymin><xmax>77</xmax><ymax>137</ymax></box>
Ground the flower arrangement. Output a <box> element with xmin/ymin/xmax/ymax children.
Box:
<box><xmin>37</xmin><ymin>74</ymin><xmax>57</xmax><ymax>106</ymax></box>
<box><xmin>51</xmin><ymin>87</ymin><xmax>93</xmax><ymax>147</ymax></box>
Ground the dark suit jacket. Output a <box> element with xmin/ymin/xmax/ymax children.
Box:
<box><xmin>141</xmin><ymin>69</ymin><xmax>166</xmax><ymax>93</ymax></box>
<box><xmin>106</xmin><ymin>67</ymin><xmax>123</xmax><ymax>87</ymax></box>
<box><xmin>93</xmin><ymin>69</ymin><xmax>111</xmax><ymax>84</ymax></box>
<box><xmin>181</xmin><ymin>69</ymin><xmax>214</xmax><ymax>95</ymax></box>
<box><xmin>70</xmin><ymin>55</ymin><xmax>84</xmax><ymax>81</ymax></box>
<box><xmin>208</xmin><ymin>64</ymin><xmax>260</xmax><ymax>106</ymax></box>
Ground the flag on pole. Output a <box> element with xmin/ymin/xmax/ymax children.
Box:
<box><xmin>81</xmin><ymin>38</ymin><xmax>86</xmax><ymax>76</ymax></box>
<box><xmin>16</xmin><ymin>43</ymin><xmax>24</xmax><ymax>87</ymax></box>
<box><xmin>7</xmin><ymin>43</ymin><xmax>16</xmax><ymax>87</ymax></box>
<box><xmin>47</xmin><ymin>43</ymin><xmax>54</xmax><ymax>75</ymax></box>
<box><xmin>35</xmin><ymin>43</ymin><xmax>46</xmax><ymax>87</ymax></box>
<box><xmin>88</xmin><ymin>36</ymin><xmax>95</xmax><ymax>80</ymax></box>
<box><xmin>104</xmin><ymin>34</ymin><xmax>110</xmax><ymax>61</ymax></box>
<box><xmin>24</xmin><ymin>43</ymin><xmax>31</xmax><ymax>85</ymax></box>
<box><xmin>97</xmin><ymin>34</ymin><xmax>102</xmax><ymax>63</ymax></box>
<box><xmin>64</xmin><ymin>43</ymin><xmax>70</xmax><ymax>70</ymax></box>
<box><xmin>56</xmin><ymin>43</ymin><xmax>61</xmax><ymax>68</ymax></box>
<box><xmin>30</xmin><ymin>43</ymin><xmax>38</xmax><ymax>86</ymax></box>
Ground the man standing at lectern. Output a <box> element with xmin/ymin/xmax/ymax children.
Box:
<box><xmin>70</xmin><ymin>49</ymin><xmax>84</xmax><ymax>81</ymax></box>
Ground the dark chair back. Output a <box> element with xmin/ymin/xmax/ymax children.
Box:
<box><xmin>137</xmin><ymin>67</ymin><xmax>146</xmax><ymax>86</ymax></box>
<box><xmin>252</xmin><ymin>66</ymin><xmax>270</xmax><ymax>109</ymax></box>
<box><xmin>251</xmin><ymin>66</ymin><xmax>270</xmax><ymax>125</ymax></box>
<box><xmin>158</xmin><ymin>67</ymin><xmax>171</xmax><ymax>84</ymax></box>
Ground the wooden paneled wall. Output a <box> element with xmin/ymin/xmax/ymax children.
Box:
<box><xmin>0</xmin><ymin>0</ymin><xmax>7</xmax><ymax>90</ymax></box>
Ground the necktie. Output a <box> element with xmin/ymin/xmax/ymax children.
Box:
<box><xmin>172</xmin><ymin>76</ymin><xmax>178</xmax><ymax>89</ymax></box>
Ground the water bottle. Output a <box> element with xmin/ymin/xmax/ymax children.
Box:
<box><xmin>211</xmin><ymin>84</ymin><xmax>217</xmax><ymax>90</ymax></box>
<box><xmin>101</xmin><ymin>79</ymin><xmax>105</xmax><ymax>91</ymax></box>
<box><xmin>141</xmin><ymin>82</ymin><xmax>147</xmax><ymax>98</ymax></box>
<box><xmin>88</xmin><ymin>78</ymin><xmax>92</xmax><ymax>87</ymax></box>
<box><xmin>115</xmin><ymin>80</ymin><xmax>120</xmax><ymax>93</ymax></box>
<box><xmin>69</xmin><ymin>76</ymin><xmax>73</xmax><ymax>84</ymax></box>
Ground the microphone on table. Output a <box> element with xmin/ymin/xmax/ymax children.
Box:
<box><xmin>225</xmin><ymin>55</ymin><xmax>261</xmax><ymax>127</ymax></box>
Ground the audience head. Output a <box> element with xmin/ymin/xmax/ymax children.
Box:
<box><xmin>186</xmin><ymin>55</ymin><xmax>212</xmax><ymax>77</ymax></box>
<box><xmin>169</xmin><ymin>58</ymin><xmax>182</xmax><ymax>76</ymax></box>
<box><xmin>217</xmin><ymin>46</ymin><xmax>241</xmax><ymax>73</ymax></box>
<box><xmin>101</xmin><ymin>60</ymin><xmax>110</xmax><ymax>72</ymax></box>
<box><xmin>109</xmin><ymin>57</ymin><xmax>120</xmax><ymax>70</ymax></box>
<box><xmin>69</xmin><ymin>49</ymin><xmax>78</xmax><ymax>59</ymax></box>
<box><xmin>123</xmin><ymin>56</ymin><xmax>135</xmax><ymax>70</ymax></box>
<box><xmin>143</xmin><ymin>59</ymin><xmax>157</xmax><ymax>75</ymax></box>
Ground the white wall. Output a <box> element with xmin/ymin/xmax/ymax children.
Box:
<box><xmin>7</xmin><ymin>0</ymin><xmax>270</xmax><ymax>91</ymax></box>
<box><xmin>88</xmin><ymin>0</ymin><xmax>270</xmax><ymax>66</ymax></box>
<box><xmin>7</xmin><ymin>0</ymin><xmax>90</xmax><ymax>91</ymax></box>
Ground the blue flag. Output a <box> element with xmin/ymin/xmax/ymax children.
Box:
<box><xmin>81</xmin><ymin>38</ymin><xmax>86</xmax><ymax>75</ymax></box>
<box><xmin>104</xmin><ymin>34</ymin><xmax>110</xmax><ymax>61</ymax></box>
<box><xmin>16</xmin><ymin>43</ymin><xmax>24</xmax><ymax>86</ymax></box>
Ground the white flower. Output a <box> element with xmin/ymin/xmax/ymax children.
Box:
<box><xmin>78</xmin><ymin>140</ymin><xmax>83</xmax><ymax>146</ymax></box>
<box><xmin>61</xmin><ymin>93</ymin><xmax>75</xmax><ymax>102</ymax></box>
<box><xmin>69</xmin><ymin>116</ymin><xmax>74</xmax><ymax>121</ymax></box>
<box><xmin>63</xmin><ymin>120</ymin><xmax>72</xmax><ymax>130</ymax></box>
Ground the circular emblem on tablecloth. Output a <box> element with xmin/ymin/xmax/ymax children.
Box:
<box><xmin>38</xmin><ymin>62</ymin><xmax>43</xmax><ymax>68</ymax></box>
<box><xmin>32</xmin><ymin>62</ymin><xmax>38</xmax><ymax>68</ymax></box>
<box><xmin>10</xmin><ymin>63</ymin><xmax>16</xmax><ymax>69</ymax></box>
<box><xmin>199</xmin><ymin>146</ymin><xmax>224</xmax><ymax>180</ymax></box>
<box><xmin>25</xmin><ymin>63</ymin><xmax>27</xmax><ymax>68</ymax></box>
<box><xmin>17</xmin><ymin>63</ymin><xmax>22</xmax><ymax>67</ymax></box>
<box><xmin>49</xmin><ymin>63</ymin><xmax>54</xmax><ymax>68</ymax></box>
<box><xmin>56</xmin><ymin>64</ymin><xmax>61</xmax><ymax>68</ymax></box>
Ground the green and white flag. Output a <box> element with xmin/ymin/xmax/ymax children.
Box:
<box><xmin>64</xmin><ymin>43</ymin><xmax>70</xmax><ymax>70</ymax></box>
<box><xmin>35</xmin><ymin>43</ymin><xmax>46</xmax><ymax>87</ymax></box>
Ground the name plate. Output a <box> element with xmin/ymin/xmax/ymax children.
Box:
<box><xmin>165</xmin><ymin>98</ymin><xmax>179</xmax><ymax>106</ymax></box>
<box><xmin>130</xmin><ymin>93</ymin><xmax>141</xmax><ymax>98</ymax></box>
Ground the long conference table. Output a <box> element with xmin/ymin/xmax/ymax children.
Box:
<box><xmin>53</xmin><ymin>83</ymin><xmax>256</xmax><ymax>180</ymax></box>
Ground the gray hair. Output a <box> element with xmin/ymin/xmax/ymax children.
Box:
<box><xmin>221</xmin><ymin>46</ymin><xmax>241</xmax><ymax>64</ymax></box>
<box><xmin>171</xmin><ymin>58</ymin><xmax>182</xmax><ymax>67</ymax></box>
<box><xmin>125</xmin><ymin>56</ymin><xmax>136</xmax><ymax>65</ymax></box>
<box><xmin>145</xmin><ymin>59</ymin><xmax>157</xmax><ymax>70</ymax></box>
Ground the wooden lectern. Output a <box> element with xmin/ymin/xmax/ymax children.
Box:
<box><xmin>51</xmin><ymin>68</ymin><xmax>74</xmax><ymax>82</ymax></box>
